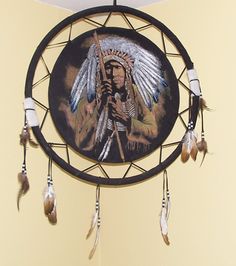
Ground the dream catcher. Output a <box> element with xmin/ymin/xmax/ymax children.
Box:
<box><xmin>18</xmin><ymin>1</ymin><xmax>208</xmax><ymax>258</ymax></box>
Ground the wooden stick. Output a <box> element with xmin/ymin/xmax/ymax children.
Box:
<box><xmin>93</xmin><ymin>31</ymin><xmax>125</xmax><ymax>162</ymax></box>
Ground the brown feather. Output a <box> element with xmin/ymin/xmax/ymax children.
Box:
<box><xmin>19</xmin><ymin>128</ymin><xmax>30</xmax><ymax>145</ymax></box>
<box><xmin>44</xmin><ymin>195</ymin><xmax>55</xmax><ymax>215</ymax></box>
<box><xmin>88</xmin><ymin>226</ymin><xmax>100</xmax><ymax>259</ymax></box>
<box><xmin>20</xmin><ymin>127</ymin><xmax>38</xmax><ymax>147</ymax></box>
<box><xmin>197</xmin><ymin>138</ymin><xmax>208</xmax><ymax>165</ymax></box>
<box><xmin>162</xmin><ymin>234</ymin><xmax>170</xmax><ymax>246</ymax></box>
<box><xmin>17</xmin><ymin>172</ymin><xmax>30</xmax><ymax>211</ymax></box>
<box><xmin>47</xmin><ymin>206</ymin><xmax>57</xmax><ymax>225</ymax></box>
<box><xmin>86</xmin><ymin>227</ymin><xmax>94</xmax><ymax>240</ymax></box>
<box><xmin>200</xmin><ymin>97</ymin><xmax>211</xmax><ymax>111</ymax></box>
<box><xmin>181</xmin><ymin>143</ymin><xmax>190</xmax><ymax>163</ymax></box>
<box><xmin>89</xmin><ymin>246</ymin><xmax>96</xmax><ymax>260</ymax></box>
<box><xmin>190</xmin><ymin>141</ymin><xmax>198</xmax><ymax>161</ymax></box>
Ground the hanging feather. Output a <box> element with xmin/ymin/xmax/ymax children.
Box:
<box><xmin>47</xmin><ymin>201</ymin><xmax>57</xmax><ymax>225</ymax></box>
<box><xmin>43</xmin><ymin>177</ymin><xmax>56</xmax><ymax>215</ymax></box>
<box><xmin>19</xmin><ymin>124</ymin><xmax>38</xmax><ymax>147</ymax></box>
<box><xmin>86</xmin><ymin>200</ymin><xmax>99</xmax><ymax>239</ymax></box>
<box><xmin>17</xmin><ymin>166</ymin><xmax>29</xmax><ymax>211</ymax></box>
<box><xmin>43</xmin><ymin>160</ymin><xmax>57</xmax><ymax>225</ymax></box>
<box><xmin>160</xmin><ymin>170</ymin><xmax>170</xmax><ymax>245</ymax></box>
<box><xmin>87</xmin><ymin>185</ymin><xmax>101</xmax><ymax>259</ymax></box>
<box><xmin>197</xmin><ymin>133</ymin><xmax>208</xmax><ymax>166</ymax></box>
<box><xmin>19</xmin><ymin>125</ymin><xmax>30</xmax><ymax>145</ymax></box>
<box><xmin>199</xmin><ymin>96</ymin><xmax>211</xmax><ymax>111</ymax></box>
<box><xmin>181</xmin><ymin>122</ymin><xmax>198</xmax><ymax>163</ymax></box>
<box><xmin>160</xmin><ymin>200</ymin><xmax>170</xmax><ymax>246</ymax></box>
<box><xmin>89</xmin><ymin>224</ymin><xmax>100</xmax><ymax>259</ymax></box>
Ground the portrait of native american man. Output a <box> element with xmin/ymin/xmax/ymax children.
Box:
<box><xmin>49</xmin><ymin>28</ymin><xmax>179</xmax><ymax>163</ymax></box>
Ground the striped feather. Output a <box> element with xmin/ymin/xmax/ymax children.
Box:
<box><xmin>133</xmin><ymin>68</ymin><xmax>160</xmax><ymax>102</ymax></box>
<box><xmin>70</xmin><ymin>60</ymin><xmax>89</xmax><ymax>112</ymax></box>
<box><xmin>133</xmin><ymin>72</ymin><xmax>152</xmax><ymax>108</ymax></box>
<box><xmin>160</xmin><ymin>203</ymin><xmax>170</xmax><ymax>246</ymax></box>
<box><xmin>181</xmin><ymin>130</ymin><xmax>198</xmax><ymax>163</ymax></box>
<box><xmin>86</xmin><ymin>210</ymin><xmax>98</xmax><ymax>239</ymax></box>
<box><xmin>88</xmin><ymin>226</ymin><xmax>100</xmax><ymax>260</ymax></box>
<box><xmin>87</xmin><ymin>57</ymin><xmax>97</xmax><ymax>102</ymax></box>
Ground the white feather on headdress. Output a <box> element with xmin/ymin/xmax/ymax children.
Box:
<box><xmin>70</xmin><ymin>35</ymin><xmax>168</xmax><ymax>112</ymax></box>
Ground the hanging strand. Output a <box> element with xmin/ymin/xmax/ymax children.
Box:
<box><xmin>160</xmin><ymin>170</ymin><xmax>171</xmax><ymax>245</ymax></box>
<box><xmin>87</xmin><ymin>185</ymin><xmax>101</xmax><ymax>259</ymax></box>
<box><xmin>17</xmin><ymin>115</ymin><xmax>30</xmax><ymax>211</ymax></box>
<box><xmin>43</xmin><ymin>157</ymin><xmax>57</xmax><ymax>225</ymax></box>
<box><xmin>196</xmin><ymin>94</ymin><xmax>209</xmax><ymax>165</ymax></box>
<box><xmin>17</xmin><ymin>101</ymin><xmax>39</xmax><ymax>211</ymax></box>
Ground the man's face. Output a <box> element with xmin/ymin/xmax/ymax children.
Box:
<box><xmin>105</xmin><ymin>60</ymin><xmax>126</xmax><ymax>89</ymax></box>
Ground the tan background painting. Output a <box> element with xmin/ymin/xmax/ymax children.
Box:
<box><xmin>1</xmin><ymin>0</ymin><xmax>235</xmax><ymax>265</ymax></box>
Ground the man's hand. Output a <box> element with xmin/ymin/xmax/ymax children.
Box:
<box><xmin>100</xmin><ymin>80</ymin><xmax>112</xmax><ymax>105</ymax></box>
<box><xmin>110</xmin><ymin>99</ymin><xmax>130</xmax><ymax>126</ymax></box>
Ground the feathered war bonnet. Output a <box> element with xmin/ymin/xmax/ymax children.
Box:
<box><xmin>70</xmin><ymin>35</ymin><xmax>168</xmax><ymax>112</ymax></box>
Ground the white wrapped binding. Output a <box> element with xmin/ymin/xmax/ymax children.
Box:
<box><xmin>24</xmin><ymin>97</ymin><xmax>39</xmax><ymax>127</ymax></box>
<box><xmin>187</xmin><ymin>69</ymin><xmax>201</xmax><ymax>96</ymax></box>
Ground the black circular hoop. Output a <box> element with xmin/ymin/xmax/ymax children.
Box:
<box><xmin>25</xmin><ymin>5</ymin><xmax>199</xmax><ymax>186</ymax></box>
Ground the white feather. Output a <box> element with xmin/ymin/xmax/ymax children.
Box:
<box><xmin>98</xmin><ymin>131</ymin><xmax>115</xmax><ymax>161</ymax></box>
<box><xmin>101</xmin><ymin>136</ymin><xmax>113</xmax><ymax>161</ymax></box>
<box><xmin>86</xmin><ymin>211</ymin><xmax>98</xmax><ymax>239</ymax></box>
<box><xmin>160</xmin><ymin>205</ymin><xmax>168</xmax><ymax>235</ymax></box>
<box><xmin>95</xmin><ymin>108</ymin><xmax>108</xmax><ymax>143</ymax></box>
<box><xmin>89</xmin><ymin>226</ymin><xmax>100</xmax><ymax>260</ymax></box>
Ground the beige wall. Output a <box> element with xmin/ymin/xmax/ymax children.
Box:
<box><xmin>1</xmin><ymin>1</ymin><xmax>99</xmax><ymax>266</ymax></box>
<box><xmin>1</xmin><ymin>0</ymin><xmax>235</xmax><ymax>266</ymax></box>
